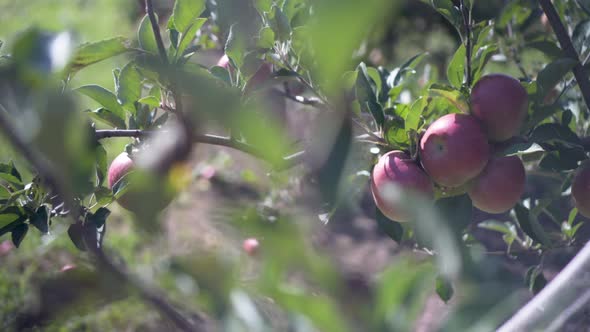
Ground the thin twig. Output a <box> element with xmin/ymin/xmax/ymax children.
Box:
<box><xmin>145</xmin><ymin>0</ymin><xmax>169</xmax><ymax>64</ymax></box>
<box><xmin>460</xmin><ymin>0</ymin><xmax>472</xmax><ymax>86</ymax></box>
<box><xmin>539</xmin><ymin>0</ymin><xmax>590</xmax><ymax>112</ymax></box>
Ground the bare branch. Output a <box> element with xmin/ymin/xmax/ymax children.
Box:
<box><xmin>95</xmin><ymin>129</ymin><xmax>306</xmax><ymax>170</ymax></box>
<box><xmin>497</xmin><ymin>240</ymin><xmax>590</xmax><ymax>332</ymax></box>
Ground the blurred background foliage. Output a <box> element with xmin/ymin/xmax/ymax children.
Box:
<box><xmin>0</xmin><ymin>0</ymin><xmax>588</xmax><ymax>331</ymax></box>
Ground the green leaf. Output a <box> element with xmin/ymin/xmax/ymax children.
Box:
<box><xmin>406</xmin><ymin>97</ymin><xmax>426</xmax><ymax>131</ymax></box>
<box><xmin>539</xmin><ymin>149</ymin><xmax>586</xmax><ymax>171</ymax></box>
<box><xmin>497</xmin><ymin>0</ymin><xmax>532</xmax><ymax>28</ymax></box>
<box><xmin>472</xmin><ymin>44</ymin><xmax>498</xmax><ymax>83</ymax></box>
<box><xmin>224</xmin><ymin>24</ymin><xmax>245</xmax><ymax>69</ymax></box>
<box><xmin>0</xmin><ymin>207</ymin><xmax>25</xmax><ymax>230</ymax></box>
<box><xmin>171</xmin><ymin>0</ymin><xmax>206</xmax><ymax>34</ymax></box>
<box><xmin>271</xmin><ymin>6</ymin><xmax>292</xmax><ymax>41</ymax></box>
<box><xmin>29</xmin><ymin>205</ymin><xmax>49</xmax><ymax>234</ymax></box>
<box><xmin>210</xmin><ymin>66</ymin><xmax>231</xmax><ymax>85</ymax></box>
<box><xmin>447</xmin><ymin>44</ymin><xmax>465</xmax><ymax>88</ymax></box>
<box><xmin>525</xmin><ymin>104</ymin><xmax>562</xmax><ymax>131</ymax></box>
<box><xmin>501</xmin><ymin>142</ymin><xmax>545</xmax><ymax>160</ymax></box>
<box><xmin>117</xmin><ymin>62</ymin><xmax>142</xmax><ymax>113</ymax></box>
<box><xmin>435</xmin><ymin>276</ymin><xmax>454</xmax><ymax>303</ymax></box>
<box><xmin>67</xmin><ymin>222</ymin><xmax>87</xmax><ymax>251</ymax></box>
<box><xmin>175</xmin><ymin>18</ymin><xmax>207</xmax><ymax>61</ymax></box>
<box><xmin>94</xmin><ymin>186</ymin><xmax>114</xmax><ymax>206</ymax></box>
<box><xmin>375</xmin><ymin>207</ymin><xmax>404</xmax><ymax>242</ymax></box>
<box><xmin>568</xmin><ymin>208</ymin><xmax>578</xmax><ymax>225</ymax></box>
<box><xmin>137</xmin><ymin>96</ymin><xmax>161</xmax><ymax>108</ymax></box>
<box><xmin>0</xmin><ymin>161</ymin><xmax>23</xmax><ymax>186</ymax></box>
<box><xmin>525</xmin><ymin>265</ymin><xmax>547</xmax><ymax>295</ymax></box>
<box><xmin>526</xmin><ymin>40</ymin><xmax>562</xmax><ymax>59</ymax></box>
<box><xmin>388</xmin><ymin>53</ymin><xmax>428</xmax><ymax>87</ymax></box>
<box><xmin>367</xmin><ymin>67</ymin><xmax>383</xmax><ymax>98</ymax></box>
<box><xmin>384</xmin><ymin>111</ymin><xmax>408</xmax><ymax>147</ymax></box>
<box><xmin>138</xmin><ymin>14</ymin><xmax>159</xmax><ymax>54</ymax></box>
<box><xmin>573</xmin><ymin>19</ymin><xmax>590</xmax><ymax>55</ymax></box>
<box><xmin>69</xmin><ymin>37</ymin><xmax>132</xmax><ymax>73</ymax></box>
<box><xmin>11</xmin><ymin>223</ymin><xmax>28</xmax><ymax>248</ymax></box>
<box><xmin>76</xmin><ymin>85</ymin><xmax>126</xmax><ymax>122</ymax></box>
<box><xmin>0</xmin><ymin>185</ymin><xmax>9</xmax><ymax>199</ymax></box>
<box><xmin>257</xmin><ymin>26</ymin><xmax>275</xmax><ymax>49</ymax></box>
<box><xmin>87</xmin><ymin>207</ymin><xmax>110</xmax><ymax>229</ymax></box>
<box><xmin>428</xmin><ymin>83</ymin><xmax>468</xmax><ymax>113</ymax></box>
<box><xmin>254</xmin><ymin>0</ymin><xmax>273</xmax><ymax>13</ymax></box>
<box><xmin>85</xmin><ymin>108</ymin><xmax>127</xmax><ymax>129</ymax></box>
<box><xmin>536</xmin><ymin>58</ymin><xmax>577</xmax><ymax>97</ymax></box>
<box><xmin>356</xmin><ymin>62</ymin><xmax>385</xmax><ymax>128</ymax></box>
<box><xmin>430</xmin><ymin>0</ymin><xmax>462</xmax><ymax>30</ymax></box>
<box><xmin>530</xmin><ymin>123</ymin><xmax>581</xmax><ymax>146</ymax></box>
<box><xmin>96</xmin><ymin>144</ymin><xmax>108</xmax><ymax>185</ymax></box>
<box><xmin>514</xmin><ymin>204</ymin><xmax>550</xmax><ymax>246</ymax></box>
<box><xmin>479</xmin><ymin>220</ymin><xmax>518</xmax><ymax>237</ymax></box>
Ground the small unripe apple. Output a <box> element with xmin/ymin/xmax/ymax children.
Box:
<box><xmin>572</xmin><ymin>162</ymin><xmax>590</xmax><ymax>218</ymax></box>
<box><xmin>243</xmin><ymin>238</ymin><xmax>260</xmax><ymax>256</ymax></box>
<box><xmin>107</xmin><ymin>152</ymin><xmax>175</xmax><ymax>212</ymax></box>
<box><xmin>107</xmin><ymin>152</ymin><xmax>135</xmax><ymax>190</ymax></box>
<box><xmin>60</xmin><ymin>264</ymin><xmax>77</xmax><ymax>273</ymax></box>
<box><xmin>217</xmin><ymin>54</ymin><xmax>230</xmax><ymax>69</ymax></box>
<box><xmin>371</xmin><ymin>150</ymin><xmax>434</xmax><ymax>222</ymax></box>
<box><xmin>419</xmin><ymin>113</ymin><xmax>490</xmax><ymax>187</ymax></box>
<box><xmin>107</xmin><ymin>152</ymin><xmax>136</xmax><ymax>210</ymax></box>
<box><xmin>468</xmin><ymin>156</ymin><xmax>526</xmax><ymax>214</ymax></box>
<box><xmin>470</xmin><ymin>74</ymin><xmax>529</xmax><ymax>142</ymax></box>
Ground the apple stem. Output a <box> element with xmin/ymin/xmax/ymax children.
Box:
<box><xmin>459</xmin><ymin>0</ymin><xmax>472</xmax><ymax>86</ymax></box>
<box><xmin>539</xmin><ymin>0</ymin><xmax>590</xmax><ymax>112</ymax></box>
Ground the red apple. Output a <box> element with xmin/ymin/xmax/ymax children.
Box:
<box><xmin>371</xmin><ymin>150</ymin><xmax>434</xmax><ymax>222</ymax></box>
<box><xmin>572</xmin><ymin>162</ymin><xmax>590</xmax><ymax>218</ymax></box>
<box><xmin>467</xmin><ymin>156</ymin><xmax>526</xmax><ymax>213</ymax></box>
<box><xmin>107</xmin><ymin>152</ymin><xmax>135</xmax><ymax>210</ymax></box>
<box><xmin>107</xmin><ymin>152</ymin><xmax>135</xmax><ymax>190</ymax></box>
<box><xmin>243</xmin><ymin>238</ymin><xmax>260</xmax><ymax>256</ymax></box>
<box><xmin>419</xmin><ymin>113</ymin><xmax>490</xmax><ymax>187</ymax></box>
<box><xmin>470</xmin><ymin>74</ymin><xmax>529</xmax><ymax>142</ymax></box>
<box><xmin>107</xmin><ymin>152</ymin><xmax>175</xmax><ymax>212</ymax></box>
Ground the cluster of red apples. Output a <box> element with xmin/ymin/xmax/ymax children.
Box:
<box><xmin>372</xmin><ymin>74</ymin><xmax>530</xmax><ymax>221</ymax></box>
